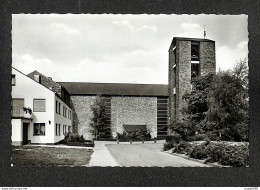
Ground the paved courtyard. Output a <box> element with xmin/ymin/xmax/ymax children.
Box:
<box><xmin>89</xmin><ymin>141</ymin><xmax>210</xmax><ymax>167</ymax></box>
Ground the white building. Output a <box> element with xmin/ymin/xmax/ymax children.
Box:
<box><xmin>11</xmin><ymin>67</ymin><xmax>73</xmax><ymax>145</ymax></box>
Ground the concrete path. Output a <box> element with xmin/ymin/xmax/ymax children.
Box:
<box><xmin>89</xmin><ymin>141</ymin><xmax>210</xmax><ymax>167</ymax></box>
<box><xmin>106</xmin><ymin>143</ymin><xmax>210</xmax><ymax>167</ymax></box>
<box><xmin>24</xmin><ymin>144</ymin><xmax>93</xmax><ymax>150</ymax></box>
<box><xmin>88</xmin><ymin>141</ymin><xmax>120</xmax><ymax>167</ymax></box>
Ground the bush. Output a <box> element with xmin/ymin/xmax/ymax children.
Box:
<box><xmin>206</xmin><ymin>131</ymin><xmax>220</xmax><ymax>141</ymax></box>
<box><xmin>219</xmin><ymin>145</ymin><xmax>249</xmax><ymax>167</ymax></box>
<box><xmin>188</xmin><ymin>134</ymin><xmax>210</xmax><ymax>141</ymax></box>
<box><xmin>173</xmin><ymin>141</ymin><xmax>191</xmax><ymax>154</ymax></box>
<box><xmin>64</xmin><ymin>133</ymin><xmax>85</xmax><ymax>143</ymax></box>
<box><xmin>188</xmin><ymin>142</ymin><xmax>249</xmax><ymax>166</ymax></box>
<box><xmin>166</xmin><ymin>134</ymin><xmax>182</xmax><ymax>143</ymax></box>
<box><xmin>163</xmin><ymin>142</ymin><xmax>176</xmax><ymax>151</ymax></box>
<box><xmin>118</xmin><ymin>130</ymin><xmax>151</xmax><ymax>141</ymax></box>
<box><xmin>189</xmin><ymin>144</ymin><xmax>209</xmax><ymax>160</ymax></box>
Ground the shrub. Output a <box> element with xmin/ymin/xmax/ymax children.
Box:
<box><xmin>206</xmin><ymin>131</ymin><xmax>220</xmax><ymax>141</ymax></box>
<box><xmin>166</xmin><ymin>134</ymin><xmax>182</xmax><ymax>143</ymax></box>
<box><xmin>189</xmin><ymin>144</ymin><xmax>209</xmax><ymax>160</ymax></box>
<box><xmin>219</xmin><ymin>145</ymin><xmax>249</xmax><ymax>167</ymax></box>
<box><xmin>163</xmin><ymin>142</ymin><xmax>176</xmax><ymax>151</ymax></box>
<box><xmin>205</xmin><ymin>143</ymin><xmax>225</xmax><ymax>163</ymax></box>
<box><xmin>64</xmin><ymin>133</ymin><xmax>85</xmax><ymax>143</ymax></box>
<box><xmin>188</xmin><ymin>134</ymin><xmax>210</xmax><ymax>141</ymax></box>
<box><xmin>173</xmin><ymin>141</ymin><xmax>191</xmax><ymax>154</ymax></box>
<box><xmin>188</xmin><ymin>142</ymin><xmax>249</xmax><ymax>166</ymax></box>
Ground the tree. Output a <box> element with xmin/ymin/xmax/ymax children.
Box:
<box><xmin>206</xmin><ymin>60</ymin><xmax>249</xmax><ymax>141</ymax></box>
<box><xmin>90</xmin><ymin>96</ymin><xmax>108</xmax><ymax>140</ymax></box>
<box><xmin>171</xmin><ymin>74</ymin><xmax>214</xmax><ymax>140</ymax></box>
<box><xmin>171</xmin><ymin>59</ymin><xmax>249</xmax><ymax>142</ymax></box>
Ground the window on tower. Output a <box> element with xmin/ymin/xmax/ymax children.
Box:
<box><xmin>191</xmin><ymin>43</ymin><xmax>200</xmax><ymax>79</ymax></box>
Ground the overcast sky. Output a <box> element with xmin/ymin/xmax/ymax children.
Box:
<box><xmin>12</xmin><ymin>14</ymin><xmax>248</xmax><ymax>84</ymax></box>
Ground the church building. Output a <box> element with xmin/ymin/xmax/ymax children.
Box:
<box><xmin>11</xmin><ymin>37</ymin><xmax>216</xmax><ymax>144</ymax></box>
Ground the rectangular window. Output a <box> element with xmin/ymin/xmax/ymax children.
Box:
<box><xmin>56</xmin><ymin>101</ymin><xmax>58</xmax><ymax>114</ymax></box>
<box><xmin>59</xmin><ymin>103</ymin><xmax>61</xmax><ymax>114</ymax></box>
<box><xmin>12</xmin><ymin>74</ymin><xmax>16</xmax><ymax>86</ymax></box>
<box><xmin>68</xmin><ymin>110</ymin><xmax>71</xmax><ymax>119</ymax></box>
<box><xmin>59</xmin><ymin>124</ymin><xmax>61</xmax><ymax>136</ymax></box>
<box><xmin>33</xmin><ymin>123</ymin><xmax>45</xmax><ymax>136</ymax></box>
<box><xmin>63</xmin><ymin>106</ymin><xmax>67</xmax><ymax>117</ymax></box>
<box><xmin>33</xmin><ymin>99</ymin><xmax>46</xmax><ymax>112</ymax></box>
<box><xmin>12</xmin><ymin>98</ymin><xmax>24</xmax><ymax>108</ymax></box>
<box><xmin>63</xmin><ymin>125</ymin><xmax>67</xmax><ymax>135</ymax></box>
<box><xmin>68</xmin><ymin>126</ymin><xmax>71</xmax><ymax>133</ymax></box>
<box><xmin>56</xmin><ymin>124</ymin><xmax>58</xmax><ymax>136</ymax></box>
<box><xmin>34</xmin><ymin>74</ymin><xmax>41</xmax><ymax>83</ymax></box>
<box><xmin>191</xmin><ymin>43</ymin><xmax>200</xmax><ymax>80</ymax></box>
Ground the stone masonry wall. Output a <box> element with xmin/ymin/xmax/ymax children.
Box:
<box><xmin>200</xmin><ymin>41</ymin><xmax>216</xmax><ymax>76</ymax></box>
<box><xmin>176</xmin><ymin>40</ymin><xmax>191</xmax><ymax>120</ymax></box>
<box><xmin>111</xmin><ymin>97</ymin><xmax>157</xmax><ymax>138</ymax></box>
<box><xmin>168</xmin><ymin>48</ymin><xmax>176</xmax><ymax>125</ymax></box>
<box><xmin>70</xmin><ymin>96</ymin><xmax>96</xmax><ymax>140</ymax></box>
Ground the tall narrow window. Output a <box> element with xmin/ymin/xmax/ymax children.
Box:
<box><xmin>63</xmin><ymin>106</ymin><xmax>67</xmax><ymax>117</ymax></box>
<box><xmin>33</xmin><ymin>99</ymin><xmax>46</xmax><ymax>112</ymax></box>
<box><xmin>56</xmin><ymin>101</ymin><xmax>58</xmax><ymax>114</ymax></box>
<box><xmin>59</xmin><ymin>103</ymin><xmax>61</xmax><ymax>114</ymax></box>
<box><xmin>63</xmin><ymin>125</ymin><xmax>67</xmax><ymax>135</ymax></box>
<box><xmin>59</xmin><ymin>124</ymin><xmax>61</xmax><ymax>136</ymax></box>
<box><xmin>191</xmin><ymin>43</ymin><xmax>200</xmax><ymax>79</ymax></box>
<box><xmin>12</xmin><ymin>74</ymin><xmax>16</xmax><ymax>86</ymax></box>
<box><xmin>56</xmin><ymin>124</ymin><xmax>58</xmax><ymax>136</ymax></box>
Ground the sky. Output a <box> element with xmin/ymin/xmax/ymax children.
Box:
<box><xmin>12</xmin><ymin>14</ymin><xmax>248</xmax><ymax>84</ymax></box>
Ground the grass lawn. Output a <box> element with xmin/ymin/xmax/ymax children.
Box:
<box><xmin>12</xmin><ymin>146</ymin><xmax>93</xmax><ymax>167</ymax></box>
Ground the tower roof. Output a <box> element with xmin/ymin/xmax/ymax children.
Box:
<box><xmin>169</xmin><ymin>37</ymin><xmax>215</xmax><ymax>51</ymax></box>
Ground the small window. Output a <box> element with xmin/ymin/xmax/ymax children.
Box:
<box><xmin>63</xmin><ymin>106</ymin><xmax>67</xmax><ymax>117</ymax></box>
<box><xmin>59</xmin><ymin>103</ymin><xmax>61</xmax><ymax>115</ymax></box>
<box><xmin>173</xmin><ymin>87</ymin><xmax>176</xmax><ymax>95</ymax></box>
<box><xmin>59</xmin><ymin>124</ymin><xmax>61</xmax><ymax>136</ymax></box>
<box><xmin>63</xmin><ymin>125</ymin><xmax>67</xmax><ymax>135</ymax></box>
<box><xmin>34</xmin><ymin>74</ymin><xmax>41</xmax><ymax>83</ymax></box>
<box><xmin>56</xmin><ymin>124</ymin><xmax>58</xmax><ymax>136</ymax></box>
<box><xmin>68</xmin><ymin>126</ymin><xmax>72</xmax><ymax>133</ymax></box>
<box><xmin>12</xmin><ymin>75</ymin><xmax>16</xmax><ymax>86</ymax></box>
<box><xmin>33</xmin><ymin>99</ymin><xmax>46</xmax><ymax>112</ymax></box>
<box><xmin>34</xmin><ymin>123</ymin><xmax>45</xmax><ymax>136</ymax></box>
<box><xmin>56</xmin><ymin>101</ymin><xmax>59</xmax><ymax>113</ymax></box>
<box><xmin>68</xmin><ymin>110</ymin><xmax>71</xmax><ymax>119</ymax></box>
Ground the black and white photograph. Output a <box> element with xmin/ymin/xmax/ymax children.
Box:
<box><xmin>11</xmin><ymin>14</ymin><xmax>248</xmax><ymax>167</ymax></box>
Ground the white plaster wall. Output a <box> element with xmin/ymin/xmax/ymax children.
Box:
<box><xmin>11</xmin><ymin>119</ymin><xmax>22</xmax><ymax>142</ymax></box>
<box><xmin>54</xmin><ymin>96</ymin><xmax>73</xmax><ymax>143</ymax></box>
<box><xmin>12</xmin><ymin>68</ymin><xmax>55</xmax><ymax>144</ymax></box>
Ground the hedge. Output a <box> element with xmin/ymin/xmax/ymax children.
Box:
<box><xmin>163</xmin><ymin>141</ymin><xmax>249</xmax><ymax>167</ymax></box>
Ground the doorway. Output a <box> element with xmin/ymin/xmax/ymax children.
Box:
<box><xmin>23</xmin><ymin>123</ymin><xmax>29</xmax><ymax>145</ymax></box>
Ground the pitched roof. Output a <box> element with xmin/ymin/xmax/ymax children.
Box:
<box><xmin>58</xmin><ymin>82</ymin><xmax>169</xmax><ymax>97</ymax></box>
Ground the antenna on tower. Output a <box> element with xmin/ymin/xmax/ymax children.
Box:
<box><xmin>204</xmin><ymin>25</ymin><xmax>206</xmax><ymax>39</ymax></box>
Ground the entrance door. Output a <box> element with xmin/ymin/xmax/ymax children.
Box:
<box><xmin>23</xmin><ymin>123</ymin><xmax>29</xmax><ymax>145</ymax></box>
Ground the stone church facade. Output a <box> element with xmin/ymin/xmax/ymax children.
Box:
<box><xmin>59</xmin><ymin>83</ymin><xmax>169</xmax><ymax>140</ymax></box>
